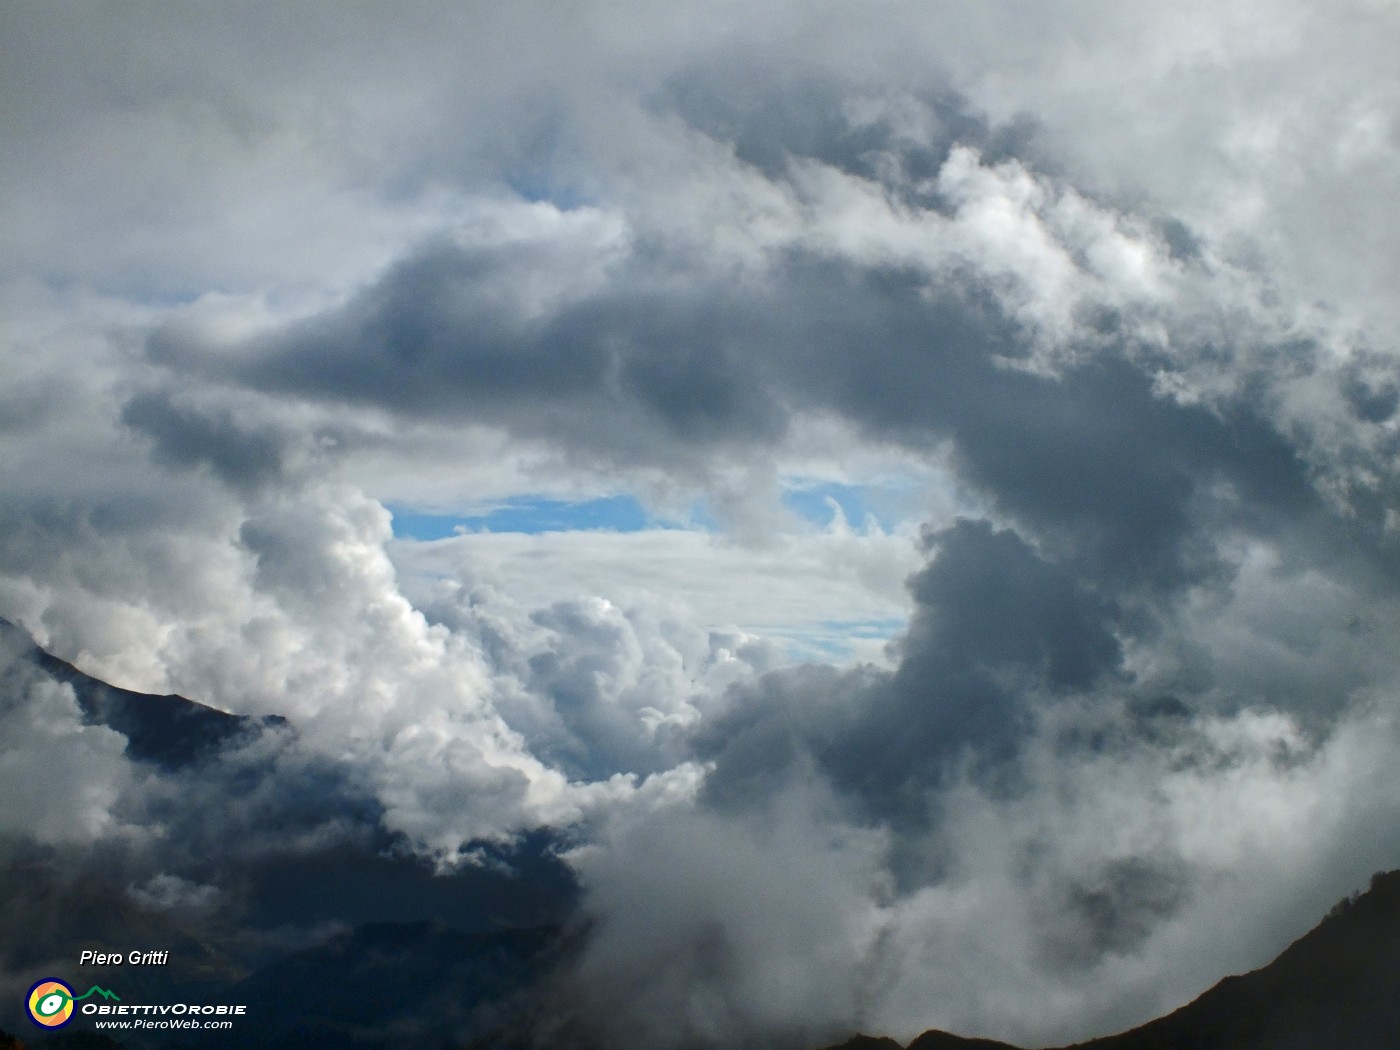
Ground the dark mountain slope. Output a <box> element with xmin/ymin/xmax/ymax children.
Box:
<box><xmin>1065</xmin><ymin>869</ymin><xmax>1400</xmax><ymax>1050</ymax></box>
<box><xmin>907</xmin><ymin>1034</ymin><xmax>1022</xmax><ymax>1050</ymax></box>
<box><xmin>0</xmin><ymin>616</ymin><xmax>278</xmax><ymax>768</ymax></box>
<box><xmin>227</xmin><ymin>921</ymin><xmax>561</xmax><ymax>1049</ymax></box>
<box><xmin>823</xmin><ymin>1038</ymin><xmax>902</xmax><ymax>1050</ymax></box>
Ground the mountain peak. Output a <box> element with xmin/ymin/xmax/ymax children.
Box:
<box><xmin>0</xmin><ymin>615</ymin><xmax>272</xmax><ymax>768</ymax></box>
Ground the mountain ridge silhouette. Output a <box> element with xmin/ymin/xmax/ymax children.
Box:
<box><xmin>0</xmin><ymin>616</ymin><xmax>280</xmax><ymax>769</ymax></box>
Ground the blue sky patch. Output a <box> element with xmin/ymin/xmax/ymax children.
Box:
<box><xmin>390</xmin><ymin>482</ymin><xmax>917</xmax><ymax>541</ymax></box>
<box><xmin>390</xmin><ymin>494</ymin><xmax>652</xmax><ymax>539</ymax></box>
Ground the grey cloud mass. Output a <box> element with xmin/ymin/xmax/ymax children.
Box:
<box><xmin>4</xmin><ymin>3</ymin><xmax>1400</xmax><ymax>1048</ymax></box>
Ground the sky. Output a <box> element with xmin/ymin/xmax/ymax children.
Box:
<box><xmin>3</xmin><ymin>2</ymin><xmax>1400</xmax><ymax>1046</ymax></box>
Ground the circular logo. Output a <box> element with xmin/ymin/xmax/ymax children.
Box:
<box><xmin>27</xmin><ymin>978</ymin><xmax>76</xmax><ymax>1029</ymax></box>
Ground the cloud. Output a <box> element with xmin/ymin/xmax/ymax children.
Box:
<box><xmin>559</xmin><ymin>779</ymin><xmax>892</xmax><ymax>1050</ymax></box>
<box><xmin>120</xmin><ymin>388</ymin><xmax>297</xmax><ymax>494</ymax></box>
<box><xmin>3</xmin><ymin>3</ymin><xmax>1400</xmax><ymax>1047</ymax></box>
<box><xmin>0</xmin><ymin>651</ymin><xmax>136</xmax><ymax>846</ymax></box>
<box><xmin>566</xmin><ymin>614</ymin><xmax>1400</xmax><ymax>1047</ymax></box>
<box><xmin>136</xmin><ymin>125</ymin><xmax>1361</xmax><ymax>607</ymax></box>
<box><xmin>691</xmin><ymin>516</ymin><xmax>1123</xmax><ymax>828</ymax></box>
<box><xmin>390</xmin><ymin>519</ymin><xmax>922</xmax><ymax>667</ymax></box>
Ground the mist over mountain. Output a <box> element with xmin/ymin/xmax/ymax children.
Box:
<box><xmin>0</xmin><ymin>623</ymin><xmax>578</xmax><ymax>1044</ymax></box>
<box><xmin>818</xmin><ymin>870</ymin><xmax>1400</xmax><ymax>1050</ymax></box>
<box><xmin>6</xmin><ymin>868</ymin><xmax>1400</xmax><ymax>1048</ymax></box>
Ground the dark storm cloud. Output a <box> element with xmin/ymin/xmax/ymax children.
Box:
<box><xmin>121</xmin><ymin>389</ymin><xmax>292</xmax><ymax>494</ymax></box>
<box><xmin>698</xmin><ymin>519</ymin><xmax>1124</xmax><ymax>827</ymax></box>
<box><xmin>941</xmin><ymin>357</ymin><xmax>1319</xmax><ymax>589</ymax></box>
<box><xmin>658</xmin><ymin>60</ymin><xmax>1044</xmax><ymax>207</ymax></box>
<box><xmin>764</xmin><ymin>258</ymin><xmax>1325</xmax><ymax>590</ymax></box>
<box><xmin>901</xmin><ymin>520</ymin><xmax>1121</xmax><ymax>690</ymax></box>
<box><xmin>146</xmin><ymin>239</ymin><xmax>786</xmax><ymax>471</ymax></box>
<box><xmin>135</xmin><ymin>84</ymin><xmax>1058</xmax><ymax>483</ymax></box>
